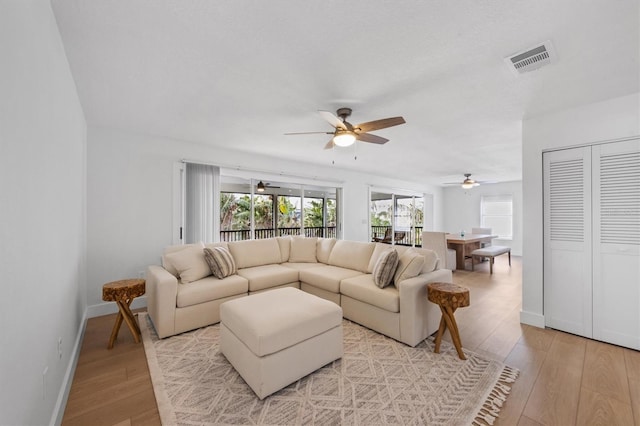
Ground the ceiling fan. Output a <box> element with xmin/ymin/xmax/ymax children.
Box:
<box><xmin>256</xmin><ymin>181</ymin><xmax>280</xmax><ymax>192</ymax></box>
<box><xmin>443</xmin><ymin>174</ymin><xmax>486</xmax><ymax>189</ymax></box>
<box><xmin>285</xmin><ymin>107</ymin><xmax>406</xmax><ymax>149</ymax></box>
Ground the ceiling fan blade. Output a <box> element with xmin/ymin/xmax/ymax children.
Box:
<box><xmin>319</xmin><ymin>110</ymin><xmax>347</xmax><ymax>130</ymax></box>
<box><xmin>284</xmin><ymin>131</ymin><xmax>333</xmax><ymax>135</ymax></box>
<box><xmin>356</xmin><ymin>117</ymin><xmax>405</xmax><ymax>133</ymax></box>
<box><xmin>324</xmin><ymin>139</ymin><xmax>335</xmax><ymax>150</ymax></box>
<box><xmin>355</xmin><ymin>132</ymin><xmax>388</xmax><ymax>144</ymax></box>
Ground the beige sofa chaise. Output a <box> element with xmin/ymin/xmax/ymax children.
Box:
<box><xmin>146</xmin><ymin>236</ymin><xmax>453</xmax><ymax>347</ymax></box>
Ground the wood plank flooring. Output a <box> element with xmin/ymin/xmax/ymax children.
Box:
<box><xmin>62</xmin><ymin>256</ymin><xmax>639</xmax><ymax>425</ymax></box>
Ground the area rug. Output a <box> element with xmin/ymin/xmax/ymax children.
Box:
<box><xmin>140</xmin><ymin>313</ymin><xmax>518</xmax><ymax>425</ymax></box>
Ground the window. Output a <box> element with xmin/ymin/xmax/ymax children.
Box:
<box><xmin>178</xmin><ymin>163</ymin><xmax>341</xmax><ymax>243</ymax></box>
<box><xmin>481</xmin><ymin>195</ymin><xmax>513</xmax><ymax>239</ymax></box>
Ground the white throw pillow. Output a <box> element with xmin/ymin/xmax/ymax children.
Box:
<box><xmin>409</xmin><ymin>247</ymin><xmax>439</xmax><ymax>273</ymax></box>
<box><xmin>394</xmin><ymin>249</ymin><xmax>425</xmax><ymax>285</ymax></box>
<box><xmin>162</xmin><ymin>242</ymin><xmax>205</xmax><ymax>277</ymax></box>
<box><xmin>289</xmin><ymin>236</ymin><xmax>318</xmax><ymax>263</ymax></box>
<box><xmin>373</xmin><ymin>249</ymin><xmax>399</xmax><ymax>288</ymax></box>
<box><xmin>165</xmin><ymin>245</ymin><xmax>211</xmax><ymax>283</ymax></box>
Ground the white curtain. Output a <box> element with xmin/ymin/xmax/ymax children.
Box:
<box><xmin>184</xmin><ymin>162</ymin><xmax>220</xmax><ymax>243</ymax></box>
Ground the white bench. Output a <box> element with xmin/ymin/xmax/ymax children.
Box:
<box><xmin>471</xmin><ymin>246</ymin><xmax>511</xmax><ymax>274</ymax></box>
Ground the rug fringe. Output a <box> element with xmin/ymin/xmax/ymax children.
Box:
<box><xmin>472</xmin><ymin>365</ymin><xmax>519</xmax><ymax>426</ymax></box>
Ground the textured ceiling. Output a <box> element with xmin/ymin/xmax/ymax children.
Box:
<box><xmin>52</xmin><ymin>0</ymin><xmax>639</xmax><ymax>186</ymax></box>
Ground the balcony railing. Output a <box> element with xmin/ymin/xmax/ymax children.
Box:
<box><xmin>219</xmin><ymin>226</ymin><xmax>421</xmax><ymax>246</ymax></box>
<box><xmin>371</xmin><ymin>226</ymin><xmax>424</xmax><ymax>246</ymax></box>
<box><xmin>220</xmin><ymin>226</ymin><xmax>337</xmax><ymax>242</ymax></box>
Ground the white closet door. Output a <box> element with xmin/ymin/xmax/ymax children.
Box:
<box><xmin>592</xmin><ymin>139</ymin><xmax>640</xmax><ymax>349</ymax></box>
<box><xmin>543</xmin><ymin>147</ymin><xmax>593</xmax><ymax>337</ymax></box>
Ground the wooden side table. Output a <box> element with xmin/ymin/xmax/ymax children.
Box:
<box><xmin>427</xmin><ymin>282</ymin><xmax>470</xmax><ymax>360</ymax></box>
<box><xmin>102</xmin><ymin>279</ymin><xmax>146</xmax><ymax>349</ymax></box>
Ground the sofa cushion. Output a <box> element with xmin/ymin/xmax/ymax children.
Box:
<box><xmin>237</xmin><ymin>264</ymin><xmax>300</xmax><ymax>292</ymax></box>
<box><xmin>316</xmin><ymin>238</ymin><xmax>337</xmax><ymax>264</ymax></box>
<box><xmin>340</xmin><ymin>274</ymin><xmax>400</xmax><ymax>313</ymax></box>
<box><xmin>276</xmin><ymin>237</ymin><xmax>291</xmax><ymax>263</ymax></box>
<box><xmin>289</xmin><ymin>236</ymin><xmax>318</xmax><ymax>263</ymax></box>
<box><xmin>165</xmin><ymin>245</ymin><xmax>211</xmax><ymax>283</ymax></box>
<box><xmin>228</xmin><ymin>238</ymin><xmax>282</xmax><ymax>269</ymax></box>
<box><xmin>327</xmin><ymin>240</ymin><xmax>375</xmax><ymax>273</ymax></box>
<box><xmin>372</xmin><ymin>249</ymin><xmax>399</xmax><ymax>288</ymax></box>
<box><xmin>162</xmin><ymin>242</ymin><xmax>205</xmax><ymax>277</ymax></box>
<box><xmin>282</xmin><ymin>262</ymin><xmax>324</xmax><ymax>271</ymax></box>
<box><xmin>203</xmin><ymin>246</ymin><xmax>237</xmax><ymax>279</ymax></box>
<box><xmin>394</xmin><ymin>249</ymin><xmax>425</xmax><ymax>284</ymax></box>
<box><xmin>176</xmin><ymin>274</ymin><xmax>248</xmax><ymax>308</ymax></box>
<box><xmin>204</xmin><ymin>242</ymin><xmax>229</xmax><ymax>251</ymax></box>
<box><xmin>299</xmin><ymin>265</ymin><xmax>364</xmax><ymax>293</ymax></box>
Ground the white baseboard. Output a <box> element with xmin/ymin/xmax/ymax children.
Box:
<box><xmin>86</xmin><ymin>295</ymin><xmax>148</xmax><ymax>318</ymax></box>
<box><xmin>520</xmin><ymin>310</ymin><xmax>545</xmax><ymax>328</ymax></box>
<box><xmin>49</xmin><ymin>309</ymin><xmax>88</xmax><ymax>426</ymax></box>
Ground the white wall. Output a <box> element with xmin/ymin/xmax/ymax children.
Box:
<box><xmin>0</xmin><ymin>1</ymin><xmax>87</xmax><ymax>424</ymax></box>
<box><xmin>86</xmin><ymin>126</ymin><xmax>444</xmax><ymax>309</ymax></box>
<box><xmin>442</xmin><ymin>181</ymin><xmax>523</xmax><ymax>256</ymax></box>
<box><xmin>521</xmin><ymin>93</ymin><xmax>640</xmax><ymax>327</ymax></box>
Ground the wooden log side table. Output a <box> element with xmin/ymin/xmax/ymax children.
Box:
<box><xmin>102</xmin><ymin>279</ymin><xmax>146</xmax><ymax>349</ymax></box>
<box><xmin>427</xmin><ymin>282</ymin><xmax>470</xmax><ymax>360</ymax></box>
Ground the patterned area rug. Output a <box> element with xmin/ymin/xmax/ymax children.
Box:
<box><xmin>140</xmin><ymin>313</ymin><xmax>517</xmax><ymax>425</ymax></box>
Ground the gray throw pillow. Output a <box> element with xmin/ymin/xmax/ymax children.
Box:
<box><xmin>203</xmin><ymin>247</ymin><xmax>237</xmax><ymax>279</ymax></box>
<box><xmin>373</xmin><ymin>249</ymin><xmax>399</xmax><ymax>288</ymax></box>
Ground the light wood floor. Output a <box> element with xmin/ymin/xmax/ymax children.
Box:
<box><xmin>62</xmin><ymin>256</ymin><xmax>640</xmax><ymax>426</ymax></box>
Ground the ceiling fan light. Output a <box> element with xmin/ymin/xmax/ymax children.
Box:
<box><xmin>256</xmin><ymin>181</ymin><xmax>265</xmax><ymax>192</ymax></box>
<box><xmin>333</xmin><ymin>131</ymin><xmax>356</xmax><ymax>147</ymax></box>
<box><xmin>461</xmin><ymin>177</ymin><xmax>476</xmax><ymax>189</ymax></box>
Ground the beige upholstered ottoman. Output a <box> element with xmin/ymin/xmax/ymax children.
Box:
<box><xmin>220</xmin><ymin>287</ymin><xmax>343</xmax><ymax>399</ymax></box>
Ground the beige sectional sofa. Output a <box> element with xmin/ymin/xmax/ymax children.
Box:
<box><xmin>146</xmin><ymin>236</ymin><xmax>453</xmax><ymax>346</ymax></box>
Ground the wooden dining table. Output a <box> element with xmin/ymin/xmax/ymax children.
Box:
<box><xmin>446</xmin><ymin>233</ymin><xmax>497</xmax><ymax>270</ymax></box>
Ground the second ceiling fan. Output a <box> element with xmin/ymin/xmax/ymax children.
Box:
<box><xmin>286</xmin><ymin>108</ymin><xmax>406</xmax><ymax>149</ymax></box>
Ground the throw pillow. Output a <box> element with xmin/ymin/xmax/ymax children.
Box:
<box><xmin>394</xmin><ymin>249</ymin><xmax>426</xmax><ymax>285</ymax></box>
<box><xmin>373</xmin><ymin>249</ymin><xmax>399</xmax><ymax>288</ymax></box>
<box><xmin>410</xmin><ymin>247</ymin><xmax>439</xmax><ymax>273</ymax></box>
<box><xmin>164</xmin><ymin>245</ymin><xmax>211</xmax><ymax>283</ymax></box>
<box><xmin>288</xmin><ymin>236</ymin><xmax>318</xmax><ymax>263</ymax></box>
<box><xmin>162</xmin><ymin>242</ymin><xmax>205</xmax><ymax>277</ymax></box>
<box><xmin>203</xmin><ymin>247</ymin><xmax>237</xmax><ymax>279</ymax></box>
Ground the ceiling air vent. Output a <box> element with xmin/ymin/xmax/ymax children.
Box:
<box><xmin>505</xmin><ymin>40</ymin><xmax>556</xmax><ymax>74</ymax></box>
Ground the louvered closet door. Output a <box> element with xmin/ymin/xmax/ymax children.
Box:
<box><xmin>592</xmin><ymin>139</ymin><xmax>640</xmax><ymax>349</ymax></box>
<box><xmin>543</xmin><ymin>147</ymin><xmax>592</xmax><ymax>337</ymax></box>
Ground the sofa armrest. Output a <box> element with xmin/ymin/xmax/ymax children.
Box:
<box><xmin>397</xmin><ymin>268</ymin><xmax>453</xmax><ymax>347</ymax></box>
<box><xmin>146</xmin><ymin>265</ymin><xmax>178</xmax><ymax>338</ymax></box>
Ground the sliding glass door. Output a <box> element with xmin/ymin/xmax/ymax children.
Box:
<box><xmin>370</xmin><ymin>189</ymin><xmax>425</xmax><ymax>246</ymax></box>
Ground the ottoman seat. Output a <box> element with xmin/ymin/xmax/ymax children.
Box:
<box><xmin>220</xmin><ymin>287</ymin><xmax>343</xmax><ymax>399</ymax></box>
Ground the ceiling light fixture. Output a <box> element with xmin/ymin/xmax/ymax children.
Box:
<box><xmin>256</xmin><ymin>181</ymin><xmax>265</xmax><ymax>192</ymax></box>
<box><xmin>461</xmin><ymin>174</ymin><xmax>478</xmax><ymax>189</ymax></box>
<box><xmin>333</xmin><ymin>130</ymin><xmax>356</xmax><ymax>147</ymax></box>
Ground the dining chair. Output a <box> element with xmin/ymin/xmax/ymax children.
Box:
<box><xmin>421</xmin><ymin>231</ymin><xmax>457</xmax><ymax>271</ymax></box>
<box><xmin>472</xmin><ymin>227</ymin><xmax>492</xmax><ymax>247</ymax></box>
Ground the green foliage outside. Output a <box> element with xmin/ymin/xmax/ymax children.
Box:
<box><xmin>221</xmin><ymin>193</ymin><xmax>337</xmax><ymax>232</ymax></box>
<box><xmin>220</xmin><ymin>193</ymin><xmax>273</xmax><ymax>230</ymax></box>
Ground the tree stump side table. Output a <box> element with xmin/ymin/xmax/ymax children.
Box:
<box><xmin>102</xmin><ymin>279</ymin><xmax>146</xmax><ymax>349</ymax></box>
<box><xmin>427</xmin><ymin>282</ymin><xmax>470</xmax><ymax>360</ymax></box>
